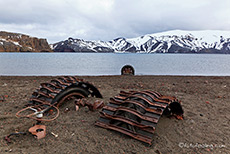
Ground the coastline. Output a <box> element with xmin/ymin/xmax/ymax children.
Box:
<box><xmin>0</xmin><ymin>75</ymin><xmax>229</xmax><ymax>153</ymax></box>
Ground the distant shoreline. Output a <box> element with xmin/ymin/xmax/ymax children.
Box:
<box><xmin>1</xmin><ymin>75</ymin><xmax>230</xmax><ymax>77</ymax></box>
<box><xmin>1</xmin><ymin>51</ymin><xmax>230</xmax><ymax>54</ymax></box>
<box><xmin>0</xmin><ymin>51</ymin><xmax>230</xmax><ymax>55</ymax></box>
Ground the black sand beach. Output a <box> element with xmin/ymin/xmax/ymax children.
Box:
<box><xmin>0</xmin><ymin>75</ymin><xmax>229</xmax><ymax>154</ymax></box>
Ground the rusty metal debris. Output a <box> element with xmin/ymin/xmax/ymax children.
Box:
<box><xmin>95</xmin><ymin>90</ymin><xmax>183</xmax><ymax>145</ymax></box>
<box><xmin>29</xmin><ymin>125</ymin><xmax>46</xmax><ymax>139</ymax></box>
<box><xmin>16</xmin><ymin>103</ymin><xmax>60</xmax><ymax>122</ymax></box>
<box><xmin>4</xmin><ymin>132</ymin><xmax>26</xmax><ymax>143</ymax></box>
<box><xmin>121</xmin><ymin>65</ymin><xmax>135</xmax><ymax>75</ymax></box>
<box><xmin>16</xmin><ymin>76</ymin><xmax>103</xmax><ymax>139</ymax></box>
<box><xmin>14</xmin><ymin>75</ymin><xmax>184</xmax><ymax>145</ymax></box>
<box><xmin>75</xmin><ymin>98</ymin><xmax>104</xmax><ymax>111</ymax></box>
<box><xmin>16</xmin><ymin>76</ymin><xmax>102</xmax><ymax>121</ymax></box>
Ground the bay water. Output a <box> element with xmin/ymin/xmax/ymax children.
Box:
<box><xmin>0</xmin><ymin>53</ymin><xmax>230</xmax><ymax>76</ymax></box>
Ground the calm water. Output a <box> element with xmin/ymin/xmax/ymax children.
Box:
<box><xmin>0</xmin><ymin>53</ymin><xmax>230</xmax><ymax>76</ymax></box>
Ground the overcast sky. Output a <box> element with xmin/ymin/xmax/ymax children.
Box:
<box><xmin>0</xmin><ymin>0</ymin><xmax>230</xmax><ymax>43</ymax></box>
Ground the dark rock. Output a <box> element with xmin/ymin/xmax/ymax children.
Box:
<box><xmin>0</xmin><ymin>31</ymin><xmax>52</xmax><ymax>52</ymax></box>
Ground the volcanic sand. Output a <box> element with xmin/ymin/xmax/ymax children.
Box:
<box><xmin>0</xmin><ymin>76</ymin><xmax>229</xmax><ymax>154</ymax></box>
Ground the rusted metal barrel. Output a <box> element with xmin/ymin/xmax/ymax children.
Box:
<box><xmin>95</xmin><ymin>90</ymin><xmax>183</xmax><ymax>145</ymax></box>
<box><xmin>121</xmin><ymin>65</ymin><xmax>135</xmax><ymax>75</ymax></box>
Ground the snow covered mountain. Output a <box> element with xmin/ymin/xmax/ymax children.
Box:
<box><xmin>52</xmin><ymin>30</ymin><xmax>230</xmax><ymax>53</ymax></box>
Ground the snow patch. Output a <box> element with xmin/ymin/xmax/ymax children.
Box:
<box><xmin>0</xmin><ymin>37</ymin><xmax>22</xmax><ymax>47</ymax></box>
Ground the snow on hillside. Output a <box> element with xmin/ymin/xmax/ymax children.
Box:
<box><xmin>150</xmin><ymin>30</ymin><xmax>230</xmax><ymax>44</ymax></box>
<box><xmin>127</xmin><ymin>30</ymin><xmax>230</xmax><ymax>47</ymax></box>
<box><xmin>52</xmin><ymin>30</ymin><xmax>230</xmax><ymax>53</ymax></box>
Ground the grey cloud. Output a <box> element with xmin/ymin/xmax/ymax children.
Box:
<box><xmin>0</xmin><ymin>0</ymin><xmax>230</xmax><ymax>43</ymax></box>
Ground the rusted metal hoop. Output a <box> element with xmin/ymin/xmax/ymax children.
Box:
<box><xmin>16</xmin><ymin>103</ymin><xmax>60</xmax><ymax>122</ymax></box>
<box><xmin>56</xmin><ymin>92</ymin><xmax>85</xmax><ymax>108</ymax></box>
